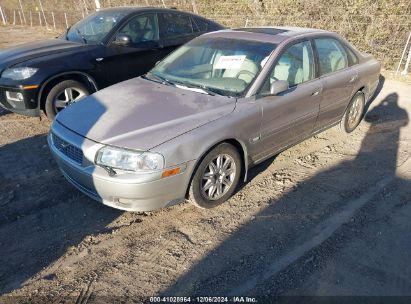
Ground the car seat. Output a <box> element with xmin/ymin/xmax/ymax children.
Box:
<box><xmin>222</xmin><ymin>58</ymin><xmax>259</xmax><ymax>84</ymax></box>
<box><xmin>329</xmin><ymin>50</ymin><xmax>346</xmax><ymax>72</ymax></box>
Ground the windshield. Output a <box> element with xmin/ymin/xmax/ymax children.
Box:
<box><xmin>66</xmin><ymin>10</ymin><xmax>128</xmax><ymax>44</ymax></box>
<box><xmin>149</xmin><ymin>37</ymin><xmax>276</xmax><ymax>97</ymax></box>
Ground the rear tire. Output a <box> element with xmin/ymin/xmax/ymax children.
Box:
<box><xmin>340</xmin><ymin>91</ymin><xmax>365</xmax><ymax>133</ymax></box>
<box><xmin>188</xmin><ymin>143</ymin><xmax>241</xmax><ymax>209</ymax></box>
<box><xmin>45</xmin><ymin>80</ymin><xmax>89</xmax><ymax>120</ymax></box>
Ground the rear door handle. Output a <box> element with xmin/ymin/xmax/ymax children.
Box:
<box><xmin>311</xmin><ymin>91</ymin><xmax>320</xmax><ymax>96</ymax></box>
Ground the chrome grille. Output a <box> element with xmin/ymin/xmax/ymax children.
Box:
<box><xmin>52</xmin><ymin>133</ymin><xmax>83</xmax><ymax>165</ymax></box>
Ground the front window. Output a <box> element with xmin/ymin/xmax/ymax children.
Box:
<box><xmin>118</xmin><ymin>13</ymin><xmax>159</xmax><ymax>45</ymax></box>
<box><xmin>66</xmin><ymin>10</ymin><xmax>128</xmax><ymax>44</ymax></box>
<box><xmin>263</xmin><ymin>40</ymin><xmax>315</xmax><ymax>91</ymax></box>
<box><xmin>149</xmin><ymin>37</ymin><xmax>276</xmax><ymax>97</ymax></box>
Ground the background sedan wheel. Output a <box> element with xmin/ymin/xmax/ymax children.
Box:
<box><xmin>45</xmin><ymin>80</ymin><xmax>89</xmax><ymax>119</ymax></box>
<box><xmin>189</xmin><ymin>143</ymin><xmax>241</xmax><ymax>208</ymax></box>
<box><xmin>340</xmin><ymin>91</ymin><xmax>365</xmax><ymax>133</ymax></box>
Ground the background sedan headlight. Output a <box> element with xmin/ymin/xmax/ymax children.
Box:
<box><xmin>1</xmin><ymin>67</ymin><xmax>38</xmax><ymax>80</ymax></box>
<box><xmin>95</xmin><ymin>146</ymin><xmax>164</xmax><ymax>172</ymax></box>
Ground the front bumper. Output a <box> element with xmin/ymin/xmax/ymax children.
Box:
<box><xmin>48</xmin><ymin>121</ymin><xmax>195</xmax><ymax>212</ymax></box>
<box><xmin>0</xmin><ymin>84</ymin><xmax>40</xmax><ymax>117</ymax></box>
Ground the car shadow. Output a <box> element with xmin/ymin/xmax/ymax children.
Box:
<box><xmin>0</xmin><ymin>108</ymin><xmax>11</xmax><ymax>117</ymax></box>
<box><xmin>160</xmin><ymin>91</ymin><xmax>410</xmax><ymax>297</ymax></box>
<box><xmin>364</xmin><ymin>74</ymin><xmax>385</xmax><ymax>113</ymax></box>
<box><xmin>0</xmin><ymin>96</ymin><xmax>124</xmax><ymax>294</ymax></box>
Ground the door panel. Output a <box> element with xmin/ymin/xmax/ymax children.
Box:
<box><xmin>313</xmin><ymin>37</ymin><xmax>358</xmax><ymax>129</ymax></box>
<box><xmin>253</xmin><ymin>40</ymin><xmax>321</xmax><ymax>161</ymax></box>
<box><xmin>97</xmin><ymin>13</ymin><xmax>165</xmax><ymax>86</ymax></box>
<box><xmin>255</xmin><ymin>81</ymin><xmax>322</xmax><ymax>161</ymax></box>
<box><xmin>315</xmin><ymin>69</ymin><xmax>358</xmax><ymax>129</ymax></box>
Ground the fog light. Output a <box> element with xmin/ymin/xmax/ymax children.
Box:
<box><xmin>6</xmin><ymin>91</ymin><xmax>24</xmax><ymax>103</ymax></box>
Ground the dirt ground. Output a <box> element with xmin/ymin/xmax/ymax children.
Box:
<box><xmin>0</xmin><ymin>26</ymin><xmax>411</xmax><ymax>302</ymax></box>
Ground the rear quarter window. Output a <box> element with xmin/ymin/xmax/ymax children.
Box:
<box><xmin>193</xmin><ymin>18</ymin><xmax>209</xmax><ymax>32</ymax></box>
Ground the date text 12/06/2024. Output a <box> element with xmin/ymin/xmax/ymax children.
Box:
<box><xmin>149</xmin><ymin>296</ymin><xmax>257</xmax><ymax>303</ymax></box>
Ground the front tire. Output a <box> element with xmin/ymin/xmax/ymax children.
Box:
<box><xmin>45</xmin><ymin>80</ymin><xmax>89</xmax><ymax>120</ymax></box>
<box><xmin>188</xmin><ymin>143</ymin><xmax>241</xmax><ymax>209</ymax></box>
<box><xmin>340</xmin><ymin>91</ymin><xmax>365</xmax><ymax>133</ymax></box>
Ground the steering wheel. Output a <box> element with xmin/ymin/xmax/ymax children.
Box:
<box><xmin>235</xmin><ymin>70</ymin><xmax>256</xmax><ymax>80</ymax></box>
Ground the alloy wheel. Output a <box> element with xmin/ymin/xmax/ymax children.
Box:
<box><xmin>53</xmin><ymin>87</ymin><xmax>87</xmax><ymax>112</ymax></box>
<box><xmin>201</xmin><ymin>154</ymin><xmax>237</xmax><ymax>200</ymax></box>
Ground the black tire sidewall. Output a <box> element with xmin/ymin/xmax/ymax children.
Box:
<box><xmin>45</xmin><ymin>80</ymin><xmax>89</xmax><ymax>119</ymax></box>
<box><xmin>189</xmin><ymin>143</ymin><xmax>242</xmax><ymax>209</ymax></box>
<box><xmin>341</xmin><ymin>91</ymin><xmax>365</xmax><ymax>133</ymax></box>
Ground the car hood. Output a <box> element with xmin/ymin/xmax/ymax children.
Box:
<box><xmin>0</xmin><ymin>38</ymin><xmax>83</xmax><ymax>70</ymax></box>
<box><xmin>56</xmin><ymin>77</ymin><xmax>236</xmax><ymax>150</ymax></box>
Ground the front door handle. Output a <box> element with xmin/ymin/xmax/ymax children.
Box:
<box><xmin>311</xmin><ymin>91</ymin><xmax>320</xmax><ymax>96</ymax></box>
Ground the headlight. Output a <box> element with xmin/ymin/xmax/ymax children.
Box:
<box><xmin>95</xmin><ymin>146</ymin><xmax>164</xmax><ymax>172</ymax></box>
<box><xmin>1</xmin><ymin>67</ymin><xmax>38</xmax><ymax>80</ymax></box>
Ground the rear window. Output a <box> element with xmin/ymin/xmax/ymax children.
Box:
<box><xmin>345</xmin><ymin>45</ymin><xmax>359</xmax><ymax>66</ymax></box>
<box><xmin>193</xmin><ymin>18</ymin><xmax>209</xmax><ymax>32</ymax></box>
<box><xmin>160</xmin><ymin>13</ymin><xmax>193</xmax><ymax>38</ymax></box>
<box><xmin>314</xmin><ymin>38</ymin><xmax>349</xmax><ymax>75</ymax></box>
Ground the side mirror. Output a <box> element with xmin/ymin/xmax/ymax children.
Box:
<box><xmin>270</xmin><ymin>80</ymin><xmax>289</xmax><ymax>95</ymax></box>
<box><xmin>113</xmin><ymin>34</ymin><xmax>131</xmax><ymax>46</ymax></box>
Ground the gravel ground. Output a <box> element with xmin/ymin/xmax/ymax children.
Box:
<box><xmin>0</xmin><ymin>26</ymin><xmax>411</xmax><ymax>302</ymax></box>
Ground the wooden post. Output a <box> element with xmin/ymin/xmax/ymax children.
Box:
<box><xmin>18</xmin><ymin>10</ymin><xmax>23</xmax><ymax>25</ymax></box>
<box><xmin>39</xmin><ymin>11</ymin><xmax>42</xmax><ymax>26</ymax></box>
<box><xmin>38</xmin><ymin>0</ymin><xmax>49</xmax><ymax>28</ymax></box>
<box><xmin>401</xmin><ymin>43</ymin><xmax>411</xmax><ymax>75</ymax></box>
<box><xmin>396</xmin><ymin>32</ymin><xmax>411</xmax><ymax>75</ymax></box>
<box><xmin>0</xmin><ymin>6</ymin><xmax>6</xmax><ymax>25</ymax></box>
<box><xmin>64</xmin><ymin>12</ymin><xmax>68</xmax><ymax>28</ymax></box>
<box><xmin>82</xmin><ymin>0</ymin><xmax>89</xmax><ymax>15</ymax></box>
<box><xmin>95</xmin><ymin>0</ymin><xmax>101</xmax><ymax>11</ymax></box>
<box><xmin>30</xmin><ymin>10</ymin><xmax>32</xmax><ymax>27</ymax></box>
<box><xmin>52</xmin><ymin>12</ymin><xmax>56</xmax><ymax>29</ymax></box>
<box><xmin>18</xmin><ymin>0</ymin><xmax>26</xmax><ymax>24</ymax></box>
<box><xmin>191</xmin><ymin>0</ymin><xmax>198</xmax><ymax>14</ymax></box>
<box><xmin>13</xmin><ymin>10</ymin><xmax>16</xmax><ymax>25</ymax></box>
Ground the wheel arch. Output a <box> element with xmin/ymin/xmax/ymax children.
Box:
<box><xmin>185</xmin><ymin>137</ymin><xmax>249</xmax><ymax>198</ymax></box>
<box><xmin>343</xmin><ymin>86</ymin><xmax>366</xmax><ymax>116</ymax></box>
<box><xmin>37</xmin><ymin>71</ymin><xmax>99</xmax><ymax>111</ymax></box>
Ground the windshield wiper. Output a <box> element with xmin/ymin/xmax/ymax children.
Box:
<box><xmin>145</xmin><ymin>73</ymin><xmax>228</xmax><ymax>96</ymax></box>
<box><xmin>76</xmin><ymin>28</ymin><xmax>87</xmax><ymax>44</ymax></box>
<box><xmin>173</xmin><ymin>80</ymin><xmax>226</xmax><ymax>96</ymax></box>
<box><xmin>145</xmin><ymin>72</ymin><xmax>175</xmax><ymax>87</ymax></box>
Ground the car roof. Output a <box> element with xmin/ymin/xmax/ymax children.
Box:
<box><xmin>97</xmin><ymin>6</ymin><xmax>223</xmax><ymax>26</ymax></box>
<box><xmin>202</xmin><ymin>26</ymin><xmax>330</xmax><ymax>44</ymax></box>
<box><xmin>98</xmin><ymin>6</ymin><xmax>208</xmax><ymax>17</ymax></box>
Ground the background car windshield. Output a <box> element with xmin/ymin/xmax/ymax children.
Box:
<box><xmin>66</xmin><ymin>11</ymin><xmax>127</xmax><ymax>44</ymax></box>
<box><xmin>150</xmin><ymin>37</ymin><xmax>276</xmax><ymax>96</ymax></box>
